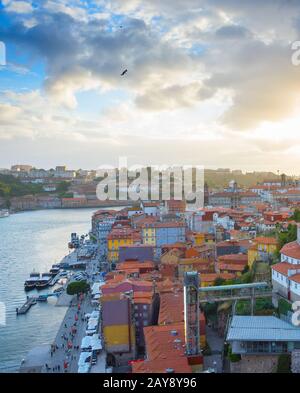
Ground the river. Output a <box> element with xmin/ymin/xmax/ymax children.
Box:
<box><xmin>0</xmin><ymin>208</ymin><xmax>109</xmax><ymax>372</ymax></box>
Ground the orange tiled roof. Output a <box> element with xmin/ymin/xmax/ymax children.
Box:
<box><xmin>133</xmin><ymin>291</ymin><xmax>153</xmax><ymax>304</ymax></box>
<box><xmin>218</xmin><ymin>254</ymin><xmax>248</xmax><ymax>262</ymax></box>
<box><xmin>290</xmin><ymin>274</ymin><xmax>300</xmax><ymax>284</ymax></box>
<box><xmin>116</xmin><ymin>261</ymin><xmax>155</xmax><ymax>270</ymax></box>
<box><xmin>254</xmin><ymin>236</ymin><xmax>278</xmax><ymax>245</ymax></box>
<box><xmin>271</xmin><ymin>262</ymin><xmax>300</xmax><ymax>276</ymax></box>
<box><xmin>132</xmin><ymin>357</ymin><xmax>192</xmax><ymax>373</ymax></box>
<box><xmin>218</xmin><ymin>263</ymin><xmax>245</xmax><ymax>272</ymax></box>
<box><xmin>158</xmin><ymin>292</ymin><xmax>184</xmax><ymax>325</ymax></box>
<box><xmin>281</xmin><ymin>241</ymin><xmax>300</xmax><ymax>259</ymax></box>
<box><xmin>102</xmin><ymin>278</ymin><xmax>153</xmax><ymax>291</ymax></box>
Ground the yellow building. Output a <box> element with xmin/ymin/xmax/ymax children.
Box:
<box><xmin>107</xmin><ymin>227</ymin><xmax>141</xmax><ymax>263</ymax></box>
<box><xmin>103</xmin><ymin>324</ymin><xmax>136</xmax><ymax>351</ymax></box>
<box><xmin>142</xmin><ymin>226</ymin><xmax>156</xmax><ymax>246</ymax></box>
<box><xmin>247</xmin><ymin>236</ymin><xmax>279</xmax><ymax>268</ymax></box>
<box><xmin>192</xmin><ymin>232</ymin><xmax>205</xmax><ymax>246</ymax></box>
<box><xmin>102</xmin><ymin>298</ymin><xmax>136</xmax><ymax>364</ymax></box>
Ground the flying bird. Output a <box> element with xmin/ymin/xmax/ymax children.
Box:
<box><xmin>121</xmin><ymin>69</ymin><xmax>128</xmax><ymax>76</ymax></box>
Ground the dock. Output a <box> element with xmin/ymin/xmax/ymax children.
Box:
<box><xmin>16</xmin><ymin>297</ymin><xmax>37</xmax><ymax>315</ymax></box>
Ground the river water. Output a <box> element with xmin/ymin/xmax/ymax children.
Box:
<box><xmin>0</xmin><ymin>208</ymin><xmax>102</xmax><ymax>372</ymax></box>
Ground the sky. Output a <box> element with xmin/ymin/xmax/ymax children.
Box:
<box><xmin>1</xmin><ymin>0</ymin><xmax>300</xmax><ymax>173</ymax></box>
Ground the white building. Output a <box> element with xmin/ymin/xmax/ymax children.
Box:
<box><xmin>271</xmin><ymin>224</ymin><xmax>300</xmax><ymax>301</ymax></box>
<box><xmin>140</xmin><ymin>201</ymin><xmax>160</xmax><ymax>216</ymax></box>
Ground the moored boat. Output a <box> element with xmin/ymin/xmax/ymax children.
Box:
<box><xmin>24</xmin><ymin>272</ymin><xmax>40</xmax><ymax>291</ymax></box>
<box><xmin>49</xmin><ymin>265</ymin><xmax>60</xmax><ymax>276</ymax></box>
<box><xmin>36</xmin><ymin>273</ymin><xmax>52</xmax><ymax>289</ymax></box>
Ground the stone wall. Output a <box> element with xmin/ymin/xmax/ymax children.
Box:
<box><xmin>240</xmin><ymin>355</ymin><xmax>278</xmax><ymax>373</ymax></box>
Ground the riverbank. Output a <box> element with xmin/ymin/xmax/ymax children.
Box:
<box><xmin>19</xmin><ymin>234</ymin><xmax>106</xmax><ymax>373</ymax></box>
<box><xmin>7</xmin><ymin>196</ymin><xmax>134</xmax><ymax>214</ymax></box>
<box><xmin>0</xmin><ymin>208</ymin><xmax>102</xmax><ymax>372</ymax></box>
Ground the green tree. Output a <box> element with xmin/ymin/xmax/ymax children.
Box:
<box><xmin>290</xmin><ymin>209</ymin><xmax>300</xmax><ymax>223</ymax></box>
<box><xmin>214</xmin><ymin>277</ymin><xmax>226</xmax><ymax>286</ymax></box>
<box><xmin>56</xmin><ymin>181</ymin><xmax>70</xmax><ymax>194</ymax></box>
<box><xmin>228</xmin><ymin>345</ymin><xmax>241</xmax><ymax>363</ymax></box>
<box><xmin>66</xmin><ymin>280</ymin><xmax>90</xmax><ymax>295</ymax></box>
<box><xmin>278</xmin><ymin>298</ymin><xmax>292</xmax><ymax>316</ymax></box>
<box><xmin>240</xmin><ymin>271</ymin><xmax>253</xmax><ymax>284</ymax></box>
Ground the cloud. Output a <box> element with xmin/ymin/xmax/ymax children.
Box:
<box><xmin>2</xmin><ymin>0</ymin><xmax>300</xmax><ymax>170</ymax></box>
<box><xmin>4</xmin><ymin>1</ymin><xmax>33</xmax><ymax>14</ymax></box>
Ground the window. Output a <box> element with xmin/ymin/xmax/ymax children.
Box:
<box><xmin>143</xmin><ymin>305</ymin><xmax>148</xmax><ymax>310</ymax></box>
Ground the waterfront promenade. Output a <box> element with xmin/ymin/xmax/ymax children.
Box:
<box><xmin>47</xmin><ymin>294</ymin><xmax>94</xmax><ymax>373</ymax></box>
<box><xmin>22</xmin><ymin>245</ymin><xmax>106</xmax><ymax>373</ymax></box>
<box><xmin>48</xmin><ymin>250</ymin><xmax>105</xmax><ymax>373</ymax></box>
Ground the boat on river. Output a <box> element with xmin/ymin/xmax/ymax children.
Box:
<box><xmin>24</xmin><ymin>272</ymin><xmax>40</xmax><ymax>291</ymax></box>
<box><xmin>36</xmin><ymin>273</ymin><xmax>52</xmax><ymax>289</ymax></box>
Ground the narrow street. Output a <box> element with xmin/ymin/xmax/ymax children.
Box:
<box><xmin>203</xmin><ymin>326</ymin><xmax>224</xmax><ymax>373</ymax></box>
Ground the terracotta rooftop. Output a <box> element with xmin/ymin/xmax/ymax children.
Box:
<box><xmin>290</xmin><ymin>274</ymin><xmax>300</xmax><ymax>284</ymax></box>
<box><xmin>281</xmin><ymin>241</ymin><xmax>300</xmax><ymax>260</ymax></box>
<box><xmin>132</xmin><ymin>356</ymin><xmax>192</xmax><ymax>373</ymax></box>
<box><xmin>218</xmin><ymin>263</ymin><xmax>245</xmax><ymax>272</ymax></box>
<box><xmin>218</xmin><ymin>254</ymin><xmax>248</xmax><ymax>264</ymax></box>
<box><xmin>254</xmin><ymin>236</ymin><xmax>278</xmax><ymax>245</ymax></box>
<box><xmin>271</xmin><ymin>262</ymin><xmax>300</xmax><ymax>276</ymax></box>
<box><xmin>131</xmin><ymin>323</ymin><xmax>193</xmax><ymax>373</ymax></box>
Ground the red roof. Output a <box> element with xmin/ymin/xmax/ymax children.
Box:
<box><xmin>281</xmin><ymin>241</ymin><xmax>300</xmax><ymax>260</ymax></box>
<box><xmin>290</xmin><ymin>274</ymin><xmax>300</xmax><ymax>284</ymax></box>
<box><xmin>271</xmin><ymin>262</ymin><xmax>300</xmax><ymax>276</ymax></box>
<box><xmin>132</xmin><ymin>323</ymin><xmax>192</xmax><ymax>373</ymax></box>
<box><xmin>254</xmin><ymin>236</ymin><xmax>278</xmax><ymax>245</ymax></box>
<box><xmin>218</xmin><ymin>254</ymin><xmax>248</xmax><ymax>265</ymax></box>
<box><xmin>218</xmin><ymin>263</ymin><xmax>245</xmax><ymax>272</ymax></box>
